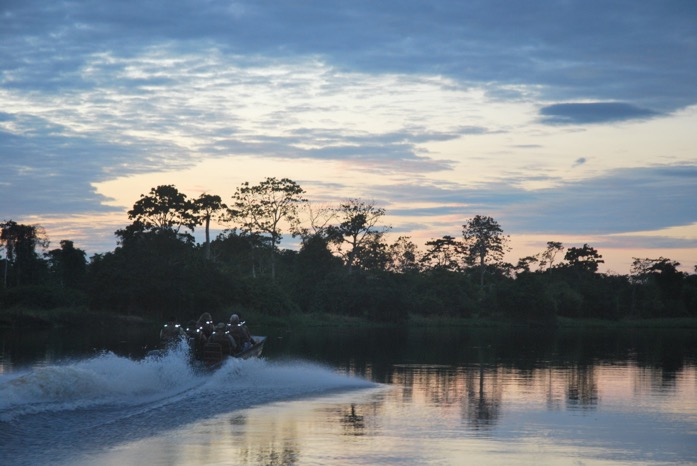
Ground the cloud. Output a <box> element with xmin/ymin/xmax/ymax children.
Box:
<box><xmin>371</xmin><ymin>165</ymin><xmax>697</xmax><ymax>240</ymax></box>
<box><xmin>505</xmin><ymin>165</ymin><xmax>697</xmax><ymax>235</ymax></box>
<box><xmin>598</xmin><ymin>235</ymin><xmax>697</xmax><ymax>250</ymax></box>
<box><xmin>2</xmin><ymin>0</ymin><xmax>696</xmax><ymax>266</ymax></box>
<box><xmin>539</xmin><ymin>102</ymin><xmax>660</xmax><ymax>124</ymax></box>
<box><xmin>2</xmin><ymin>1</ymin><xmax>696</xmax><ymax>112</ymax></box>
<box><xmin>0</xmin><ymin>129</ymin><xmax>124</xmax><ymax>217</ymax></box>
<box><xmin>2</xmin><ymin>49</ymin><xmax>494</xmax><ymax>214</ymax></box>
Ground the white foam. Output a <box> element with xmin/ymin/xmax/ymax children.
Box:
<box><xmin>208</xmin><ymin>358</ymin><xmax>374</xmax><ymax>391</ymax></box>
<box><xmin>0</xmin><ymin>343</ymin><xmax>203</xmax><ymax>420</ymax></box>
<box><xmin>0</xmin><ymin>345</ymin><xmax>375</xmax><ymax>422</ymax></box>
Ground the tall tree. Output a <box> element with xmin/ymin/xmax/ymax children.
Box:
<box><xmin>630</xmin><ymin>257</ymin><xmax>685</xmax><ymax>313</ymax></box>
<box><xmin>353</xmin><ymin>231</ymin><xmax>391</xmax><ymax>272</ymax></box>
<box><xmin>420</xmin><ymin>235</ymin><xmax>467</xmax><ymax>272</ymax></box>
<box><xmin>462</xmin><ymin>215</ymin><xmax>510</xmax><ymax>288</ymax></box>
<box><xmin>213</xmin><ymin>229</ymin><xmax>268</xmax><ymax>278</ymax></box>
<box><xmin>539</xmin><ymin>241</ymin><xmax>564</xmax><ymax>270</ymax></box>
<box><xmin>631</xmin><ymin>257</ymin><xmax>683</xmax><ymax>282</ymax></box>
<box><xmin>128</xmin><ymin>185</ymin><xmax>197</xmax><ymax>235</ymax></box>
<box><xmin>327</xmin><ymin>199</ymin><xmax>389</xmax><ymax>274</ymax></box>
<box><xmin>46</xmin><ymin>240</ymin><xmax>87</xmax><ymax>289</ymax></box>
<box><xmin>515</xmin><ymin>255</ymin><xmax>539</xmax><ymax>274</ymax></box>
<box><xmin>296</xmin><ymin>201</ymin><xmax>338</xmax><ymax>243</ymax></box>
<box><xmin>388</xmin><ymin>236</ymin><xmax>421</xmax><ymax>273</ymax></box>
<box><xmin>0</xmin><ymin>220</ymin><xmax>49</xmax><ymax>287</ymax></box>
<box><xmin>194</xmin><ymin>193</ymin><xmax>227</xmax><ymax>260</ymax></box>
<box><xmin>228</xmin><ymin>177</ymin><xmax>306</xmax><ymax>280</ymax></box>
<box><xmin>564</xmin><ymin>244</ymin><xmax>604</xmax><ymax>273</ymax></box>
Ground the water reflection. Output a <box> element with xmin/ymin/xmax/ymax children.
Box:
<box><xmin>76</xmin><ymin>358</ymin><xmax>696</xmax><ymax>466</ymax></box>
<box><xmin>0</xmin><ymin>324</ymin><xmax>159</xmax><ymax>373</ymax></box>
<box><xmin>3</xmin><ymin>325</ymin><xmax>697</xmax><ymax>465</ymax></box>
<box><xmin>439</xmin><ymin>362</ymin><xmax>684</xmax><ymax>421</ymax></box>
<box><xmin>339</xmin><ymin>404</ymin><xmax>365</xmax><ymax>435</ymax></box>
<box><xmin>565</xmin><ymin>365</ymin><xmax>598</xmax><ymax>410</ymax></box>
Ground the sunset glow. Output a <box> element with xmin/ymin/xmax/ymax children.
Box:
<box><xmin>2</xmin><ymin>1</ymin><xmax>696</xmax><ymax>273</ymax></box>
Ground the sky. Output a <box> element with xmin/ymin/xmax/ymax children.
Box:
<box><xmin>1</xmin><ymin>0</ymin><xmax>696</xmax><ymax>274</ymax></box>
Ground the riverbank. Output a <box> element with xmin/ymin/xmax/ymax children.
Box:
<box><xmin>0</xmin><ymin>307</ymin><xmax>152</xmax><ymax>329</ymax></box>
<box><xmin>242</xmin><ymin>309</ymin><xmax>697</xmax><ymax>329</ymax></box>
<box><xmin>3</xmin><ymin>306</ymin><xmax>697</xmax><ymax>330</ymax></box>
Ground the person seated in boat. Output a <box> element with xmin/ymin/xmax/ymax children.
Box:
<box><xmin>196</xmin><ymin>312</ymin><xmax>216</xmax><ymax>339</ymax></box>
<box><xmin>184</xmin><ymin>320</ymin><xmax>198</xmax><ymax>339</ymax></box>
<box><xmin>184</xmin><ymin>319</ymin><xmax>207</xmax><ymax>352</ymax></box>
<box><xmin>227</xmin><ymin>314</ymin><xmax>254</xmax><ymax>352</ymax></box>
<box><xmin>160</xmin><ymin>316</ymin><xmax>186</xmax><ymax>345</ymax></box>
<box><xmin>207</xmin><ymin>322</ymin><xmax>237</xmax><ymax>356</ymax></box>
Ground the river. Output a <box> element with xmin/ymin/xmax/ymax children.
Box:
<box><xmin>1</xmin><ymin>323</ymin><xmax>696</xmax><ymax>465</ymax></box>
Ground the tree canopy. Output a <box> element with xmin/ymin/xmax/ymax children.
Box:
<box><xmin>462</xmin><ymin>215</ymin><xmax>510</xmax><ymax>287</ymax></box>
<box><xmin>194</xmin><ymin>193</ymin><xmax>227</xmax><ymax>260</ymax></box>
<box><xmin>2</xmin><ymin>178</ymin><xmax>696</xmax><ymax>324</ymax></box>
<box><xmin>228</xmin><ymin>177</ymin><xmax>306</xmax><ymax>280</ymax></box>
<box><xmin>128</xmin><ymin>185</ymin><xmax>197</xmax><ymax>234</ymax></box>
<box><xmin>328</xmin><ymin>199</ymin><xmax>389</xmax><ymax>274</ymax></box>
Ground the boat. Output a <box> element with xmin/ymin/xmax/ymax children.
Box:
<box><xmin>147</xmin><ymin>333</ymin><xmax>266</xmax><ymax>369</ymax></box>
<box><xmin>198</xmin><ymin>335</ymin><xmax>266</xmax><ymax>368</ymax></box>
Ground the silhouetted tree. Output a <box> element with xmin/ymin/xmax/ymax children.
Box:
<box><xmin>328</xmin><ymin>199</ymin><xmax>389</xmax><ymax>274</ymax></box>
<box><xmin>631</xmin><ymin>257</ymin><xmax>687</xmax><ymax>316</ymax></box>
<box><xmin>91</xmin><ymin>226</ymin><xmax>226</xmax><ymax>317</ymax></box>
<box><xmin>213</xmin><ymin>229</ymin><xmax>269</xmax><ymax>278</ymax></box>
<box><xmin>540</xmin><ymin>241</ymin><xmax>564</xmax><ymax>270</ymax></box>
<box><xmin>292</xmin><ymin>233</ymin><xmax>343</xmax><ymax>310</ymax></box>
<box><xmin>353</xmin><ymin>231</ymin><xmax>390</xmax><ymax>272</ymax></box>
<box><xmin>46</xmin><ymin>240</ymin><xmax>87</xmax><ymax>289</ymax></box>
<box><xmin>421</xmin><ymin>235</ymin><xmax>467</xmax><ymax>272</ymax></box>
<box><xmin>514</xmin><ymin>255</ymin><xmax>539</xmax><ymax>274</ymax></box>
<box><xmin>228</xmin><ymin>177</ymin><xmax>306</xmax><ymax>281</ymax></box>
<box><xmin>462</xmin><ymin>215</ymin><xmax>510</xmax><ymax>288</ymax></box>
<box><xmin>296</xmin><ymin>202</ymin><xmax>337</xmax><ymax>242</ymax></box>
<box><xmin>1</xmin><ymin>220</ymin><xmax>49</xmax><ymax>287</ymax></box>
<box><xmin>387</xmin><ymin>236</ymin><xmax>421</xmax><ymax>273</ymax></box>
<box><xmin>194</xmin><ymin>193</ymin><xmax>227</xmax><ymax>260</ymax></box>
<box><xmin>128</xmin><ymin>185</ymin><xmax>197</xmax><ymax>237</ymax></box>
<box><xmin>8</xmin><ymin>181</ymin><xmax>696</xmax><ymax>324</ymax></box>
<box><xmin>564</xmin><ymin>244</ymin><xmax>604</xmax><ymax>273</ymax></box>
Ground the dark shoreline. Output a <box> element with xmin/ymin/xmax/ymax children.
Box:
<box><xmin>3</xmin><ymin>306</ymin><xmax>697</xmax><ymax>330</ymax></box>
<box><xmin>0</xmin><ymin>307</ymin><xmax>153</xmax><ymax>330</ymax></box>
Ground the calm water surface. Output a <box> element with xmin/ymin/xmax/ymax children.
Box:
<box><xmin>1</xmin><ymin>324</ymin><xmax>696</xmax><ymax>465</ymax></box>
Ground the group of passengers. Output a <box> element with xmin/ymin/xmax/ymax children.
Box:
<box><xmin>159</xmin><ymin>312</ymin><xmax>255</xmax><ymax>356</ymax></box>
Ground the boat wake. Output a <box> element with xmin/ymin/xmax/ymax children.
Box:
<box><xmin>1</xmin><ymin>346</ymin><xmax>194</xmax><ymax>420</ymax></box>
<box><xmin>0</xmin><ymin>346</ymin><xmax>375</xmax><ymax>465</ymax></box>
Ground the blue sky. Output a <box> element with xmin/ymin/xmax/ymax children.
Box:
<box><xmin>1</xmin><ymin>0</ymin><xmax>696</xmax><ymax>272</ymax></box>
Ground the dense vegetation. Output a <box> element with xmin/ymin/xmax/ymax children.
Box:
<box><xmin>2</xmin><ymin>178</ymin><xmax>696</xmax><ymax>325</ymax></box>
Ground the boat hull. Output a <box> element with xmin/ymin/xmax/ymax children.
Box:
<box><xmin>148</xmin><ymin>336</ymin><xmax>266</xmax><ymax>370</ymax></box>
<box><xmin>235</xmin><ymin>336</ymin><xmax>266</xmax><ymax>359</ymax></box>
<box><xmin>199</xmin><ymin>336</ymin><xmax>266</xmax><ymax>368</ymax></box>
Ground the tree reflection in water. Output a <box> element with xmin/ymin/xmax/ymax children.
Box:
<box><xmin>316</xmin><ymin>326</ymin><xmax>695</xmax><ymax>427</ymax></box>
<box><xmin>2</xmin><ymin>325</ymin><xmax>696</xmax><ymax>465</ymax></box>
<box><xmin>565</xmin><ymin>365</ymin><xmax>598</xmax><ymax>410</ymax></box>
<box><xmin>340</xmin><ymin>404</ymin><xmax>365</xmax><ymax>435</ymax></box>
<box><xmin>465</xmin><ymin>364</ymin><xmax>502</xmax><ymax>430</ymax></box>
<box><xmin>152</xmin><ymin>357</ymin><xmax>695</xmax><ymax>465</ymax></box>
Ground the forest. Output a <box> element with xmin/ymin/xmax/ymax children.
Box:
<box><xmin>2</xmin><ymin>177</ymin><xmax>696</xmax><ymax>325</ymax></box>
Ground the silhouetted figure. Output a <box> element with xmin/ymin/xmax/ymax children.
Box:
<box><xmin>208</xmin><ymin>322</ymin><xmax>237</xmax><ymax>356</ymax></box>
<box><xmin>196</xmin><ymin>312</ymin><xmax>215</xmax><ymax>339</ymax></box>
<box><xmin>185</xmin><ymin>319</ymin><xmax>207</xmax><ymax>354</ymax></box>
<box><xmin>160</xmin><ymin>316</ymin><xmax>186</xmax><ymax>345</ymax></box>
<box><xmin>228</xmin><ymin>313</ymin><xmax>254</xmax><ymax>352</ymax></box>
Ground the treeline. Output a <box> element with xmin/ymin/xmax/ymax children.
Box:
<box><xmin>2</xmin><ymin>178</ymin><xmax>696</xmax><ymax>324</ymax></box>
